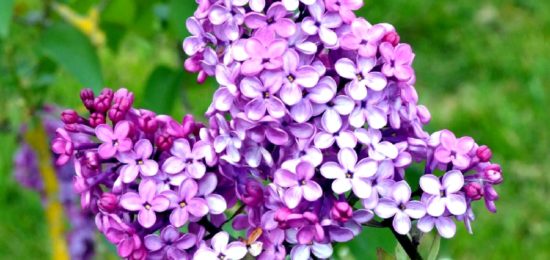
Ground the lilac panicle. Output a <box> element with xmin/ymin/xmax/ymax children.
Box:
<box><xmin>52</xmin><ymin>0</ymin><xmax>504</xmax><ymax>259</ymax></box>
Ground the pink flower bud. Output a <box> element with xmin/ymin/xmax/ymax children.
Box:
<box><xmin>484</xmin><ymin>164</ymin><xmax>502</xmax><ymax>184</ymax></box>
<box><xmin>93</xmin><ymin>88</ymin><xmax>114</xmax><ymax>113</ymax></box>
<box><xmin>463</xmin><ymin>182</ymin><xmax>484</xmax><ymax>200</ymax></box>
<box><xmin>156</xmin><ymin>133</ymin><xmax>173</xmax><ymax>151</ymax></box>
<box><xmin>331</xmin><ymin>201</ymin><xmax>353</xmax><ymax>222</ymax></box>
<box><xmin>138</xmin><ymin>110</ymin><xmax>158</xmax><ymax>133</ymax></box>
<box><xmin>383</xmin><ymin>31</ymin><xmax>400</xmax><ymax>46</ymax></box>
<box><xmin>61</xmin><ymin>109</ymin><xmax>79</xmax><ymax>124</ymax></box>
<box><xmin>80</xmin><ymin>88</ymin><xmax>95</xmax><ymax>111</ymax></box>
<box><xmin>476</xmin><ymin>145</ymin><xmax>492</xmax><ymax>162</ymax></box>
<box><xmin>89</xmin><ymin>112</ymin><xmax>106</xmax><ymax>127</ymax></box>
<box><xmin>98</xmin><ymin>192</ymin><xmax>119</xmax><ymax>213</ymax></box>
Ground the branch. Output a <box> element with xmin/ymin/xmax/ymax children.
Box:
<box><xmin>381</xmin><ymin>219</ymin><xmax>422</xmax><ymax>260</ymax></box>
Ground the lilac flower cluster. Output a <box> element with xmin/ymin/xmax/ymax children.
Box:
<box><xmin>182</xmin><ymin>0</ymin><xmax>501</xmax><ymax>258</ymax></box>
<box><xmin>52</xmin><ymin>1</ymin><xmax>503</xmax><ymax>259</ymax></box>
<box><xmin>14</xmin><ymin>106</ymin><xmax>96</xmax><ymax>260</ymax></box>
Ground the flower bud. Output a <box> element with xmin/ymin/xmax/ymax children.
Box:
<box><xmin>156</xmin><ymin>133</ymin><xmax>173</xmax><ymax>151</ymax></box>
<box><xmin>61</xmin><ymin>109</ymin><xmax>79</xmax><ymax>124</ymax></box>
<box><xmin>463</xmin><ymin>182</ymin><xmax>484</xmax><ymax>200</ymax></box>
<box><xmin>80</xmin><ymin>88</ymin><xmax>95</xmax><ymax>111</ymax></box>
<box><xmin>476</xmin><ymin>145</ymin><xmax>492</xmax><ymax>162</ymax></box>
<box><xmin>89</xmin><ymin>112</ymin><xmax>106</xmax><ymax>127</ymax></box>
<box><xmin>241</xmin><ymin>180</ymin><xmax>264</xmax><ymax>207</ymax></box>
<box><xmin>330</xmin><ymin>201</ymin><xmax>353</xmax><ymax>222</ymax></box>
<box><xmin>484</xmin><ymin>164</ymin><xmax>502</xmax><ymax>184</ymax></box>
<box><xmin>417</xmin><ymin>105</ymin><xmax>431</xmax><ymax>124</ymax></box>
<box><xmin>94</xmin><ymin>88</ymin><xmax>114</xmax><ymax>113</ymax></box>
<box><xmin>484</xmin><ymin>185</ymin><xmax>499</xmax><ymax>201</ymax></box>
<box><xmin>383</xmin><ymin>31</ymin><xmax>400</xmax><ymax>46</ymax></box>
<box><xmin>138</xmin><ymin>110</ymin><xmax>158</xmax><ymax>133</ymax></box>
<box><xmin>84</xmin><ymin>151</ymin><xmax>100</xmax><ymax>170</ymax></box>
<box><xmin>303</xmin><ymin>211</ymin><xmax>319</xmax><ymax>224</ymax></box>
<box><xmin>98</xmin><ymin>192</ymin><xmax>119</xmax><ymax>213</ymax></box>
<box><xmin>181</xmin><ymin>114</ymin><xmax>196</xmax><ymax>136</ymax></box>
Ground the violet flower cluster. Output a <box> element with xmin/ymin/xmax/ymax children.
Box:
<box><xmin>51</xmin><ymin>1</ymin><xmax>503</xmax><ymax>259</ymax></box>
<box><xmin>14</xmin><ymin>106</ymin><xmax>96</xmax><ymax>260</ymax></box>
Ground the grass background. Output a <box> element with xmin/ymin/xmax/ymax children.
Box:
<box><xmin>1</xmin><ymin>0</ymin><xmax>549</xmax><ymax>259</ymax></box>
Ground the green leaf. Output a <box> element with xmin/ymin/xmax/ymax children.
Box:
<box><xmin>142</xmin><ymin>66</ymin><xmax>182</xmax><ymax>114</ymax></box>
<box><xmin>0</xmin><ymin>0</ymin><xmax>15</xmax><ymax>38</ymax></box>
<box><xmin>344</xmin><ymin>226</ymin><xmax>397</xmax><ymax>260</ymax></box>
<box><xmin>376</xmin><ymin>248</ymin><xmax>396</xmax><ymax>260</ymax></box>
<box><xmin>418</xmin><ymin>232</ymin><xmax>441</xmax><ymax>260</ymax></box>
<box><xmin>168</xmin><ymin>0</ymin><xmax>196</xmax><ymax>38</ymax></box>
<box><xmin>394</xmin><ymin>244</ymin><xmax>408</xmax><ymax>260</ymax></box>
<box><xmin>41</xmin><ymin>23</ymin><xmax>103</xmax><ymax>91</ymax></box>
<box><xmin>102</xmin><ymin>0</ymin><xmax>136</xmax><ymax>27</ymax></box>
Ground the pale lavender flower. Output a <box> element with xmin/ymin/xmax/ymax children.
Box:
<box><xmin>320</xmin><ymin>148</ymin><xmax>378</xmax><ymax>198</ymax></box>
<box><xmin>183</xmin><ymin>17</ymin><xmax>216</xmax><ymax>56</ymax></box>
<box><xmin>164</xmin><ymin>178</ymin><xmax>209</xmax><ymax>228</ymax></box>
<box><xmin>301</xmin><ymin>2</ymin><xmax>342</xmax><ymax>47</ymax></box>
<box><xmin>144</xmin><ymin>225</ymin><xmax>196</xmax><ymax>259</ymax></box>
<box><xmin>434</xmin><ymin>130</ymin><xmax>475</xmax><ymax>170</ymax></box>
<box><xmin>117</xmin><ymin>139</ymin><xmax>159</xmax><ymax>183</ymax></box>
<box><xmin>244</xmin><ymin>3</ymin><xmax>296</xmax><ymax>38</ymax></box>
<box><xmin>162</xmin><ymin>139</ymin><xmax>206</xmax><ymax>179</ymax></box>
<box><xmin>379</xmin><ymin>42</ymin><xmax>414</xmax><ymax>81</ymax></box>
<box><xmin>325</xmin><ymin>0</ymin><xmax>363</xmax><ymax>23</ymax></box>
<box><xmin>95</xmin><ymin>121</ymin><xmax>133</xmax><ymax>159</ymax></box>
<box><xmin>374</xmin><ymin>181</ymin><xmax>426</xmax><ymax>235</ymax></box>
<box><xmin>278</xmin><ymin>49</ymin><xmax>320</xmax><ymax>106</ymax></box>
<box><xmin>241</xmin><ymin>31</ymin><xmax>287</xmax><ymax>76</ymax></box>
<box><xmin>420</xmin><ymin>170</ymin><xmax>467</xmax><ymax>217</ymax></box>
<box><xmin>194</xmin><ymin>231</ymin><xmax>248</xmax><ymax>259</ymax></box>
<box><xmin>335</xmin><ymin>56</ymin><xmax>388</xmax><ymax>100</ymax></box>
<box><xmin>283</xmin><ymin>0</ymin><xmax>316</xmax><ymax>11</ymax></box>
<box><xmin>340</xmin><ymin>19</ymin><xmax>386</xmax><ymax>57</ymax></box>
<box><xmin>240</xmin><ymin>74</ymin><xmax>286</xmax><ymax>120</ymax></box>
<box><xmin>417</xmin><ymin>215</ymin><xmax>456</xmax><ymax>239</ymax></box>
<box><xmin>119</xmin><ymin>179</ymin><xmax>170</xmax><ymax>228</ymax></box>
<box><xmin>208</xmin><ymin>3</ymin><xmax>245</xmax><ymax>41</ymax></box>
<box><xmin>274</xmin><ymin>161</ymin><xmax>322</xmax><ymax>208</ymax></box>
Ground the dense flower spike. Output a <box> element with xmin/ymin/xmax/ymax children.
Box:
<box><xmin>53</xmin><ymin>1</ymin><xmax>503</xmax><ymax>259</ymax></box>
<box><xmin>180</xmin><ymin>0</ymin><xmax>503</xmax><ymax>259</ymax></box>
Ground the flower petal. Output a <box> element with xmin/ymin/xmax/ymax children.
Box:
<box><xmin>392</xmin><ymin>211</ymin><xmax>412</xmax><ymax>235</ymax></box>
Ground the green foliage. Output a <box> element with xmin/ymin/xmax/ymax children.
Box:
<box><xmin>0</xmin><ymin>0</ymin><xmax>15</xmax><ymax>38</ymax></box>
<box><xmin>1</xmin><ymin>0</ymin><xmax>550</xmax><ymax>259</ymax></box>
<box><xmin>41</xmin><ymin>23</ymin><xmax>103</xmax><ymax>91</ymax></box>
<box><xmin>142</xmin><ymin>66</ymin><xmax>182</xmax><ymax>114</ymax></box>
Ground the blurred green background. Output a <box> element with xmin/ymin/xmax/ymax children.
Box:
<box><xmin>0</xmin><ymin>0</ymin><xmax>549</xmax><ymax>259</ymax></box>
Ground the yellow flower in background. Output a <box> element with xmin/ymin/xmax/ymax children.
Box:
<box><xmin>26</xmin><ymin>125</ymin><xmax>69</xmax><ymax>260</ymax></box>
<box><xmin>53</xmin><ymin>3</ymin><xmax>105</xmax><ymax>47</ymax></box>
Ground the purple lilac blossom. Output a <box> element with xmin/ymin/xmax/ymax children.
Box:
<box><xmin>52</xmin><ymin>0</ymin><xmax>504</xmax><ymax>258</ymax></box>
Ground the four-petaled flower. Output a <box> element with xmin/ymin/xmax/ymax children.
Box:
<box><xmin>164</xmin><ymin>178</ymin><xmax>209</xmax><ymax>228</ymax></box>
<box><xmin>95</xmin><ymin>121</ymin><xmax>133</xmax><ymax>159</ymax></box>
<box><xmin>274</xmin><ymin>161</ymin><xmax>323</xmax><ymax>208</ymax></box>
<box><xmin>374</xmin><ymin>181</ymin><xmax>426</xmax><ymax>235</ymax></box>
<box><xmin>119</xmin><ymin>179</ymin><xmax>170</xmax><ymax>228</ymax></box>
<box><xmin>420</xmin><ymin>170</ymin><xmax>467</xmax><ymax>217</ymax></box>
<box><xmin>320</xmin><ymin>148</ymin><xmax>378</xmax><ymax>198</ymax></box>
<box><xmin>194</xmin><ymin>231</ymin><xmax>248</xmax><ymax>260</ymax></box>
<box><xmin>117</xmin><ymin>139</ymin><xmax>159</xmax><ymax>183</ymax></box>
<box><xmin>433</xmin><ymin>130</ymin><xmax>475</xmax><ymax>170</ymax></box>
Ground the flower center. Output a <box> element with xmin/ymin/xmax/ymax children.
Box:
<box><xmin>138</xmin><ymin>160</ymin><xmax>144</xmax><ymax>165</ymax></box>
<box><xmin>144</xmin><ymin>203</ymin><xmax>151</xmax><ymax>210</ymax></box>
<box><xmin>264</xmin><ymin>91</ymin><xmax>270</xmax><ymax>98</ymax></box>
<box><xmin>287</xmin><ymin>74</ymin><xmax>295</xmax><ymax>82</ymax></box>
<box><xmin>356</xmin><ymin>73</ymin><xmax>363</xmax><ymax>81</ymax></box>
<box><xmin>179</xmin><ymin>201</ymin><xmax>187</xmax><ymax>208</ymax></box>
<box><xmin>113</xmin><ymin>140</ymin><xmax>119</xmax><ymax>147</ymax></box>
